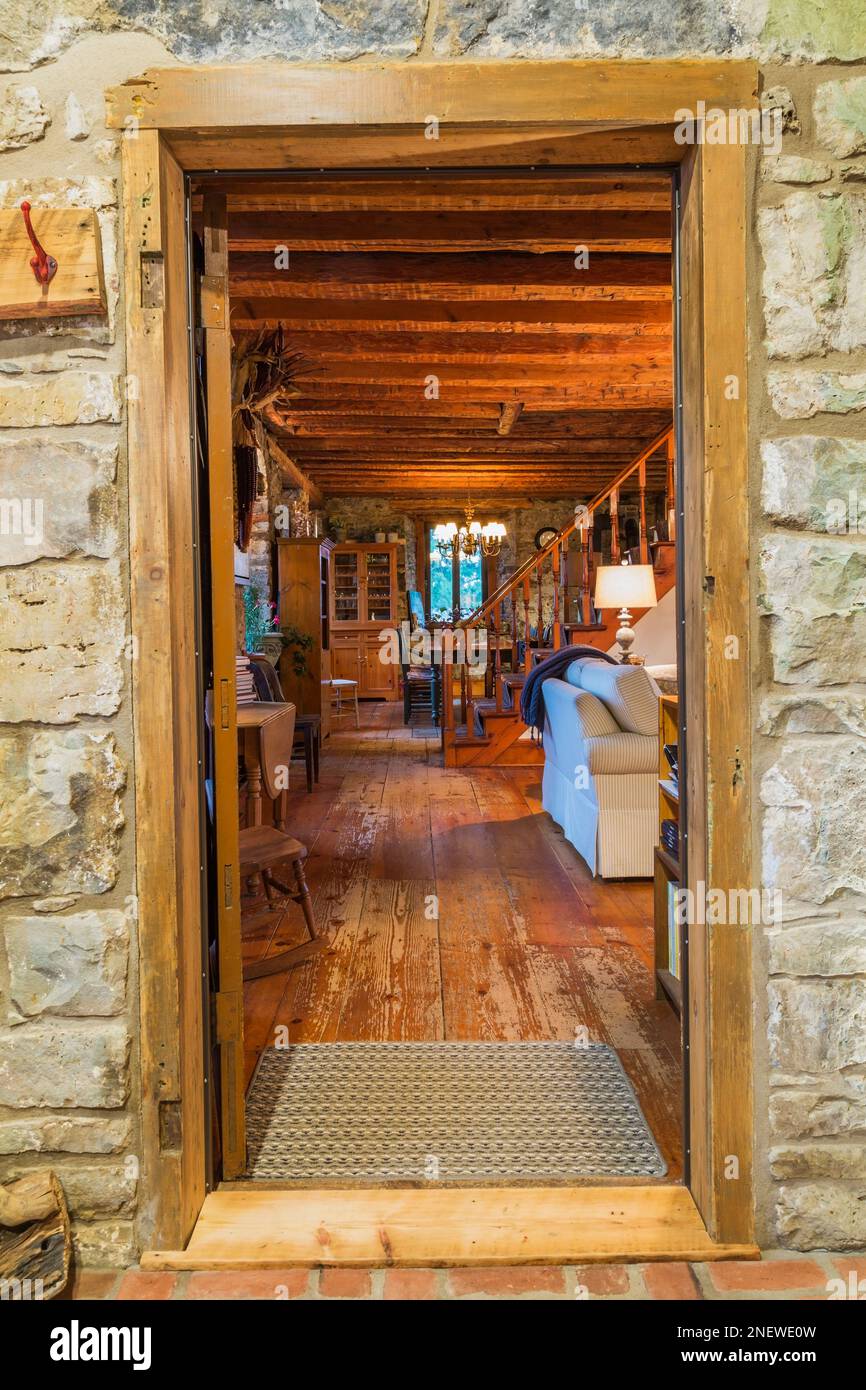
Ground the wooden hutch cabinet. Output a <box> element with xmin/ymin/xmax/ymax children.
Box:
<box><xmin>275</xmin><ymin>537</ymin><xmax>335</xmax><ymax>735</ymax></box>
<box><xmin>331</xmin><ymin>542</ymin><xmax>401</xmax><ymax>701</ymax></box>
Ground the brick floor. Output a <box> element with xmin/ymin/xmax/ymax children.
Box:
<box><xmin>62</xmin><ymin>1250</ymin><xmax>865</xmax><ymax>1300</ymax></box>
<box><xmin>705</xmin><ymin>1258</ymin><xmax>828</xmax><ymax>1295</ymax></box>
<box><xmin>641</xmin><ymin>1262</ymin><xmax>701</xmax><ymax>1300</ymax></box>
<box><xmin>116</xmin><ymin>1271</ymin><xmax>178</xmax><ymax>1301</ymax></box>
<box><xmin>318</xmin><ymin>1268</ymin><xmax>373</xmax><ymax>1299</ymax></box>
<box><xmin>449</xmin><ymin>1265</ymin><xmax>566</xmax><ymax>1298</ymax></box>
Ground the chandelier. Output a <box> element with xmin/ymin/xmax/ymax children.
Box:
<box><xmin>433</xmin><ymin>495</ymin><xmax>506</xmax><ymax>559</ymax></box>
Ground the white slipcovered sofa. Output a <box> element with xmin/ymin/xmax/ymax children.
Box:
<box><xmin>541</xmin><ymin>658</ymin><xmax>660</xmax><ymax>878</ymax></box>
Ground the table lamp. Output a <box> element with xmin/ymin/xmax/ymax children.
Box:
<box><xmin>593</xmin><ymin>561</ymin><xmax>658</xmax><ymax>662</ymax></box>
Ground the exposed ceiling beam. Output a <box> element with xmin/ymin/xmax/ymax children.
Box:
<box><xmin>288</xmin><ymin>383</ymin><xmax>673</xmax><ymax>407</ymax></box>
<box><xmin>264</xmin><ymin>436</ymin><xmax>324</xmax><ymax>509</ymax></box>
<box><xmin>276</xmin><ymin>405</ymin><xmax>670</xmax><ymax>431</ymax></box>
<box><xmin>210</xmin><ymin>173</ymin><xmax>672</xmax><ymax>212</ymax></box>
<box><xmin>230</xmin><ymin>298</ymin><xmax>673</xmax><ymax>331</ymax></box>
<box><xmin>234</xmin><ymin>330</ymin><xmax>672</xmax><ymax>364</ymax></box>
<box><xmin>230</xmin><ymin>251</ymin><xmax>672</xmax><ymax>301</ymax></box>
<box><xmin>283</xmin><ymin>438</ymin><xmax>642</xmax><ymax>457</ymax></box>
<box><xmin>228</xmin><ymin>210</ymin><xmax>671</xmax><ymax>254</ymax></box>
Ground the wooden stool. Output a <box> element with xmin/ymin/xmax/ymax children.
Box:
<box><xmin>239</xmin><ymin>825</ymin><xmax>325</xmax><ymax>980</ymax></box>
<box><xmin>324</xmin><ymin>677</ymin><xmax>360</xmax><ymax>728</ymax></box>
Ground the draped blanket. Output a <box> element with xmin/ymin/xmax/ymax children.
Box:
<box><xmin>519</xmin><ymin>645</ymin><xmax>618</xmax><ymax>736</ymax></box>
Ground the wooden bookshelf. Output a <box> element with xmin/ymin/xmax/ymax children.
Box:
<box><xmin>653</xmin><ymin>694</ymin><xmax>682</xmax><ymax>1015</ymax></box>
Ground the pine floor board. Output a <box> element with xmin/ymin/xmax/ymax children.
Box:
<box><xmin>241</xmin><ymin>702</ymin><xmax>682</xmax><ymax>1175</ymax></box>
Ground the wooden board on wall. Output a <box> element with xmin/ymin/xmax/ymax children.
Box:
<box><xmin>0</xmin><ymin>208</ymin><xmax>106</xmax><ymax>318</ymax></box>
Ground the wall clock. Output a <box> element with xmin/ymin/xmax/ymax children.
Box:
<box><xmin>534</xmin><ymin>525</ymin><xmax>560</xmax><ymax>550</ymax></box>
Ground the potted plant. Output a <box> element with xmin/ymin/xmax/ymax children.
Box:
<box><xmin>243</xmin><ymin>579</ymin><xmax>279</xmax><ymax>655</ymax></box>
<box><xmin>329</xmin><ymin>513</ymin><xmax>349</xmax><ymax>542</ymax></box>
<box><xmin>282</xmin><ymin>624</ymin><xmax>315</xmax><ymax>679</ymax></box>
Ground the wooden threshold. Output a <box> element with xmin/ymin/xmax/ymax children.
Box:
<box><xmin>141</xmin><ymin>1185</ymin><xmax>758</xmax><ymax>1269</ymax></box>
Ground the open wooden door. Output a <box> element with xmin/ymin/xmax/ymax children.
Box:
<box><xmin>199</xmin><ymin>191</ymin><xmax>246</xmax><ymax>1177</ymax></box>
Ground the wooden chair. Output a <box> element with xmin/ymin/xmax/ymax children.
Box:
<box><xmin>324</xmin><ymin>677</ymin><xmax>360</xmax><ymax>728</ymax></box>
<box><xmin>239</xmin><ymin>825</ymin><xmax>325</xmax><ymax>980</ymax></box>
<box><xmin>398</xmin><ymin>626</ymin><xmax>440</xmax><ymax>726</ymax></box>
<box><xmin>248</xmin><ymin>653</ymin><xmax>320</xmax><ymax>794</ymax></box>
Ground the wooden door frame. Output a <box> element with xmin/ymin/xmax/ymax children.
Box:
<box><xmin>114</xmin><ymin>58</ymin><xmax>757</xmax><ymax>1257</ymax></box>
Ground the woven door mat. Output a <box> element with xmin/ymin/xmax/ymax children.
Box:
<box><xmin>244</xmin><ymin>1042</ymin><xmax>666</xmax><ymax>1183</ymax></box>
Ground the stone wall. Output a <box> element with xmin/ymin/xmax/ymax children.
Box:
<box><xmin>1</xmin><ymin>2</ymin><xmax>865</xmax><ymax>1258</ymax></box>
<box><xmin>754</xmin><ymin>67</ymin><xmax>866</xmax><ymax>1251</ymax></box>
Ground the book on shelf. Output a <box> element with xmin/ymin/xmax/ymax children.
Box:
<box><xmin>666</xmin><ymin>879</ymin><xmax>681</xmax><ymax>980</ymax></box>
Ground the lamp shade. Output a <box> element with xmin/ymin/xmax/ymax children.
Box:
<box><xmin>594</xmin><ymin>562</ymin><xmax>658</xmax><ymax>610</ymax></box>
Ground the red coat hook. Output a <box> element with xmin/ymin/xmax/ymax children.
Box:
<box><xmin>20</xmin><ymin>201</ymin><xmax>58</xmax><ymax>286</ymax></box>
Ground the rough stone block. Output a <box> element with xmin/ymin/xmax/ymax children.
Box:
<box><xmin>768</xmin><ymin>979</ymin><xmax>866</xmax><ymax>1073</ymax></box>
<box><xmin>0</xmin><ymin>728</ymin><xmax>125</xmax><ymax>901</ymax></box>
<box><xmin>759</xmin><ymin>692</ymin><xmax>866</xmax><ymax>738</ymax></box>
<box><xmin>4</xmin><ymin>909</ymin><xmax>129</xmax><ymax>1021</ymax></box>
<box><xmin>770</xmin><ymin>1089</ymin><xmax>866</xmax><ymax>1139</ymax></box>
<box><xmin>760</xmin><ymin>0</ymin><xmax>866</xmax><ymax>62</ymax></box>
<box><xmin>759</xmin><ymin>191</ymin><xmax>866</xmax><ymax>358</ymax></box>
<box><xmin>762</xmin><ymin>741</ymin><xmax>866</xmax><ymax>902</ymax></box>
<box><xmin>0</xmin><ymin>1115</ymin><xmax>131</xmax><ymax>1154</ymax></box>
<box><xmin>0</xmin><ymin>560</ymin><xmax>125</xmax><ymax>723</ymax></box>
<box><xmin>768</xmin><ymin>370</ymin><xmax>866</xmax><ymax>418</ymax></box>
<box><xmin>0</xmin><ymin>1021</ymin><xmax>129</xmax><ymax>1107</ymax></box>
<box><xmin>776</xmin><ymin>1182</ymin><xmax>866</xmax><ymax>1250</ymax></box>
<box><xmin>432</xmin><ymin>1</ymin><xmax>743</xmax><ymax>58</ymax></box>
<box><xmin>5</xmin><ymin>1162</ymin><xmax>136</xmax><ymax>1218</ymax></box>
<box><xmin>71</xmin><ymin>1220</ymin><xmax>137</xmax><ymax>1269</ymax></box>
<box><xmin>0</xmin><ymin>83</ymin><xmax>49</xmax><ymax>149</ymax></box>
<box><xmin>768</xmin><ymin>918</ymin><xmax>866</xmax><ymax>976</ymax></box>
<box><xmin>761</xmin><ymin>435</ymin><xmax>866</xmax><ymax>531</ymax></box>
<box><xmin>814</xmin><ymin>75</ymin><xmax>866</xmax><ymax>158</ymax></box>
<box><xmin>763</xmin><ymin>155</ymin><xmax>832</xmax><ymax>185</ymax></box>
<box><xmin>759</xmin><ymin>535</ymin><xmax>866</xmax><ymax>684</ymax></box>
<box><xmin>770</xmin><ymin>1144</ymin><xmax>866</xmax><ymax>1180</ymax></box>
<box><xmin>0</xmin><ymin>439</ymin><xmax>118</xmax><ymax>565</ymax></box>
<box><xmin>0</xmin><ymin>373</ymin><xmax>120</xmax><ymax>428</ymax></box>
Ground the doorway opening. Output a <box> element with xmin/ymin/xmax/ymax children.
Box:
<box><xmin>193</xmin><ymin>166</ymin><xmax>685</xmax><ymax>1194</ymax></box>
<box><xmin>116</xmin><ymin>58</ymin><xmax>757</xmax><ymax>1263</ymax></box>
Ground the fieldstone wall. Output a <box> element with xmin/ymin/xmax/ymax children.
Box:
<box><xmin>755</xmin><ymin>64</ymin><xmax>866</xmax><ymax>1251</ymax></box>
<box><xmin>1</xmin><ymin>2</ymin><xmax>865</xmax><ymax>1259</ymax></box>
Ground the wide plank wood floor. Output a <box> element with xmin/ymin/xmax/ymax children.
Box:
<box><xmin>241</xmin><ymin>702</ymin><xmax>682</xmax><ymax>1178</ymax></box>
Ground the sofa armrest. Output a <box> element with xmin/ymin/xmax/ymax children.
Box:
<box><xmin>584</xmin><ymin>732</ymin><xmax>657</xmax><ymax>774</ymax></box>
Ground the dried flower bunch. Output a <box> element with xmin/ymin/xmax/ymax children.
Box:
<box><xmin>232</xmin><ymin>327</ymin><xmax>311</xmax><ymax>438</ymax></box>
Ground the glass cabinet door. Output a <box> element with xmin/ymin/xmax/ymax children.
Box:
<box><xmin>365</xmin><ymin>550</ymin><xmax>393</xmax><ymax>624</ymax></box>
<box><xmin>333</xmin><ymin>550</ymin><xmax>360</xmax><ymax>623</ymax></box>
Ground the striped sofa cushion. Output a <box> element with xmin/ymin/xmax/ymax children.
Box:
<box><xmin>578</xmin><ymin>662</ymin><xmax>659</xmax><ymax>736</ymax></box>
<box><xmin>573</xmin><ymin>690</ymin><xmax>620</xmax><ymax>738</ymax></box>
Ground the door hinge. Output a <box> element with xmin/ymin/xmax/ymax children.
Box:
<box><xmin>199</xmin><ymin>274</ymin><xmax>226</xmax><ymax>329</ymax></box>
<box><xmin>223</xmin><ymin>862</ymin><xmax>234</xmax><ymax>909</ymax></box>
<box><xmin>212</xmin><ymin>990</ymin><xmax>241</xmax><ymax>1044</ymax></box>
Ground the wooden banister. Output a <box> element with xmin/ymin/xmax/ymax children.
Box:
<box><xmin>462</xmin><ymin>424</ymin><xmax>673</xmax><ymax>630</ymax></box>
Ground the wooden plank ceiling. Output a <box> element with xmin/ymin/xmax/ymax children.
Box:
<box><xmin>216</xmin><ymin>171</ymin><xmax>674</xmax><ymax>505</ymax></box>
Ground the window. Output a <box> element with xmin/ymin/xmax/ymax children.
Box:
<box><xmin>428</xmin><ymin>526</ymin><xmax>485</xmax><ymax>620</ymax></box>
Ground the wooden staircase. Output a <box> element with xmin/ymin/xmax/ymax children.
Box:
<box><xmin>441</xmin><ymin>426</ymin><xmax>675</xmax><ymax>767</ymax></box>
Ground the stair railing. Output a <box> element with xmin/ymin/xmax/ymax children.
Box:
<box><xmin>440</xmin><ymin>425</ymin><xmax>674</xmax><ymax>742</ymax></box>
